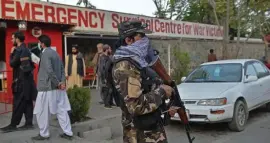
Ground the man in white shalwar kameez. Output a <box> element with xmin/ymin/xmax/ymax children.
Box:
<box><xmin>32</xmin><ymin>35</ymin><xmax>73</xmax><ymax>141</ymax></box>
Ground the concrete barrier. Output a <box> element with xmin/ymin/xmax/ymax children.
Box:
<box><xmin>82</xmin><ymin>127</ymin><xmax>112</xmax><ymax>141</ymax></box>
<box><xmin>72</xmin><ymin>114</ymin><xmax>122</xmax><ymax>139</ymax></box>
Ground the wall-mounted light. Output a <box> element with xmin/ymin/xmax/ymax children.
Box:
<box><xmin>18</xmin><ymin>21</ymin><xmax>27</xmax><ymax>31</ymax></box>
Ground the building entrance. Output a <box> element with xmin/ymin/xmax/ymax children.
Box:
<box><xmin>0</xmin><ymin>29</ymin><xmax>7</xmax><ymax>95</ymax></box>
<box><xmin>64</xmin><ymin>34</ymin><xmax>118</xmax><ymax>87</ymax></box>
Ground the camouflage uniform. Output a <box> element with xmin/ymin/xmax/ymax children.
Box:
<box><xmin>112</xmin><ymin>60</ymin><xmax>168</xmax><ymax>143</ymax></box>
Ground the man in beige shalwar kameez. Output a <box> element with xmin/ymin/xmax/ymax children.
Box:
<box><xmin>65</xmin><ymin>45</ymin><xmax>86</xmax><ymax>89</ymax></box>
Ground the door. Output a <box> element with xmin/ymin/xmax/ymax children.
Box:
<box><xmin>243</xmin><ymin>63</ymin><xmax>261</xmax><ymax>109</ymax></box>
<box><xmin>0</xmin><ymin>29</ymin><xmax>6</xmax><ymax>103</ymax></box>
<box><xmin>0</xmin><ymin>31</ymin><xmax>6</xmax><ymax>91</ymax></box>
<box><xmin>252</xmin><ymin>61</ymin><xmax>270</xmax><ymax>103</ymax></box>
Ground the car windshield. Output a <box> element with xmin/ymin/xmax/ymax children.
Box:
<box><xmin>185</xmin><ymin>63</ymin><xmax>242</xmax><ymax>82</ymax></box>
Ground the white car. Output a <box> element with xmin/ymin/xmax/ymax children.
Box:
<box><xmin>170</xmin><ymin>59</ymin><xmax>270</xmax><ymax>132</ymax></box>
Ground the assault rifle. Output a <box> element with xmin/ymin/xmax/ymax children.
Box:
<box><xmin>151</xmin><ymin>57</ymin><xmax>195</xmax><ymax>143</ymax></box>
<box><xmin>169</xmin><ymin>81</ymin><xmax>195</xmax><ymax>143</ymax></box>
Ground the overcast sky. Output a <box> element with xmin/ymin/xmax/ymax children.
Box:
<box><xmin>43</xmin><ymin>0</ymin><xmax>156</xmax><ymax>17</ymax></box>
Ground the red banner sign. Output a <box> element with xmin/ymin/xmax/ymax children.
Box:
<box><xmin>0</xmin><ymin>0</ymin><xmax>224</xmax><ymax>39</ymax></box>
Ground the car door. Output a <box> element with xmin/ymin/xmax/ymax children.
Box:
<box><xmin>252</xmin><ymin>61</ymin><xmax>270</xmax><ymax>103</ymax></box>
<box><xmin>242</xmin><ymin>62</ymin><xmax>261</xmax><ymax>109</ymax></box>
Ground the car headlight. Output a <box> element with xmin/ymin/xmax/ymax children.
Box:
<box><xmin>197</xmin><ymin>98</ymin><xmax>227</xmax><ymax>106</ymax></box>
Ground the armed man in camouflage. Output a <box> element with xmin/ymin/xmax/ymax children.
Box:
<box><xmin>111</xmin><ymin>20</ymin><xmax>174</xmax><ymax>143</ymax></box>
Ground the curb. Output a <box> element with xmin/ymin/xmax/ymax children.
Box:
<box><xmin>72</xmin><ymin>114</ymin><xmax>122</xmax><ymax>138</ymax></box>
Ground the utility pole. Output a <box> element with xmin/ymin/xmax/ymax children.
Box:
<box><xmin>223</xmin><ymin>0</ymin><xmax>230</xmax><ymax>59</ymax></box>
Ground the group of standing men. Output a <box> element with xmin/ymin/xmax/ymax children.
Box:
<box><xmin>0</xmin><ymin>19</ymin><xmax>178</xmax><ymax>143</ymax></box>
<box><xmin>0</xmin><ymin>31</ymin><xmax>73</xmax><ymax>141</ymax></box>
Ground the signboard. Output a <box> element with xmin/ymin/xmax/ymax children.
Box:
<box><xmin>0</xmin><ymin>0</ymin><xmax>224</xmax><ymax>40</ymax></box>
<box><xmin>31</xmin><ymin>27</ymin><xmax>42</xmax><ymax>37</ymax></box>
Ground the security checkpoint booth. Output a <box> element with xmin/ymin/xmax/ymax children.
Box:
<box><xmin>0</xmin><ymin>0</ymin><xmax>223</xmax><ymax>114</ymax></box>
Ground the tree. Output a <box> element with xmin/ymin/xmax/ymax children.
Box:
<box><xmin>153</xmin><ymin>0</ymin><xmax>189</xmax><ymax>19</ymax></box>
<box><xmin>152</xmin><ymin>0</ymin><xmax>270</xmax><ymax>40</ymax></box>
<box><xmin>153</xmin><ymin>0</ymin><xmax>170</xmax><ymax>18</ymax></box>
<box><xmin>246</xmin><ymin>0</ymin><xmax>270</xmax><ymax>58</ymax></box>
<box><xmin>182</xmin><ymin>0</ymin><xmax>216</xmax><ymax>24</ymax></box>
<box><xmin>171</xmin><ymin>48</ymin><xmax>190</xmax><ymax>84</ymax></box>
<box><xmin>152</xmin><ymin>0</ymin><xmax>270</xmax><ymax>59</ymax></box>
<box><xmin>169</xmin><ymin>0</ymin><xmax>189</xmax><ymax>20</ymax></box>
<box><xmin>77</xmin><ymin>0</ymin><xmax>96</xmax><ymax>9</ymax></box>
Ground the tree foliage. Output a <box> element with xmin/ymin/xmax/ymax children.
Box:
<box><xmin>153</xmin><ymin>0</ymin><xmax>270</xmax><ymax>38</ymax></box>
<box><xmin>244</xmin><ymin>0</ymin><xmax>270</xmax><ymax>37</ymax></box>
<box><xmin>171</xmin><ymin>48</ymin><xmax>190</xmax><ymax>84</ymax></box>
<box><xmin>153</xmin><ymin>0</ymin><xmax>189</xmax><ymax>19</ymax></box>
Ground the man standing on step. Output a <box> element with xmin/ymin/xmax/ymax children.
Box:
<box><xmin>65</xmin><ymin>44</ymin><xmax>86</xmax><ymax>89</ymax></box>
<box><xmin>0</xmin><ymin>31</ymin><xmax>36</xmax><ymax>133</ymax></box>
<box><xmin>32</xmin><ymin>35</ymin><xmax>73</xmax><ymax>141</ymax></box>
<box><xmin>100</xmin><ymin>44</ymin><xmax>114</xmax><ymax>109</ymax></box>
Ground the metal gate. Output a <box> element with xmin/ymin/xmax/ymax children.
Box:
<box><xmin>0</xmin><ymin>70</ymin><xmax>12</xmax><ymax>115</ymax></box>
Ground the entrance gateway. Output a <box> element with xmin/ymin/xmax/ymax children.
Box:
<box><xmin>0</xmin><ymin>0</ymin><xmax>223</xmax><ymax>112</ymax></box>
<box><xmin>0</xmin><ymin>25</ymin><xmax>8</xmax><ymax>114</ymax></box>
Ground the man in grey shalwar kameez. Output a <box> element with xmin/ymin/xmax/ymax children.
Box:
<box><xmin>32</xmin><ymin>35</ymin><xmax>73</xmax><ymax>140</ymax></box>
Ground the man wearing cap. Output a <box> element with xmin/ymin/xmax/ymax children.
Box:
<box><xmin>112</xmin><ymin>20</ymin><xmax>174</xmax><ymax>143</ymax></box>
<box><xmin>65</xmin><ymin>45</ymin><xmax>86</xmax><ymax>89</ymax></box>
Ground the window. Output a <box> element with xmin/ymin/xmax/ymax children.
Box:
<box><xmin>246</xmin><ymin>64</ymin><xmax>257</xmax><ymax>77</ymax></box>
<box><xmin>252</xmin><ymin>62</ymin><xmax>269</xmax><ymax>78</ymax></box>
<box><xmin>185</xmin><ymin>63</ymin><xmax>242</xmax><ymax>82</ymax></box>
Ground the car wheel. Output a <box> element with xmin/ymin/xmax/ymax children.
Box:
<box><xmin>228</xmin><ymin>100</ymin><xmax>249</xmax><ymax>132</ymax></box>
<box><xmin>266</xmin><ymin>102</ymin><xmax>270</xmax><ymax>112</ymax></box>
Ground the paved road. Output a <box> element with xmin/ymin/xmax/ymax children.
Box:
<box><xmin>91</xmin><ymin>87</ymin><xmax>270</xmax><ymax>143</ymax></box>
<box><xmin>166</xmin><ymin>107</ymin><xmax>270</xmax><ymax>143</ymax></box>
<box><xmin>0</xmin><ymin>89</ymin><xmax>121</xmax><ymax>143</ymax></box>
<box><xmin>1</xmin><ymin>89</ymin><xmax>270</xmax><ymax>142</ymax></box>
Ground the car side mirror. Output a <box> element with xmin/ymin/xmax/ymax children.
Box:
<box><xmin>181</xmin><ymin>77</ymin><xmax>186</xmax><ymax>82</ymax></box>
<box><xmin>244</xmin><ymin>75</ymin><xmax>258</xmax><ymax>83</ymax></box>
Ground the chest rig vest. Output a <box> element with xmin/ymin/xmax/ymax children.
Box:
<box><xmin>111</xmin><ymin>57</ymin><xmax>164</xmax><ymax>130</ymax></box>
